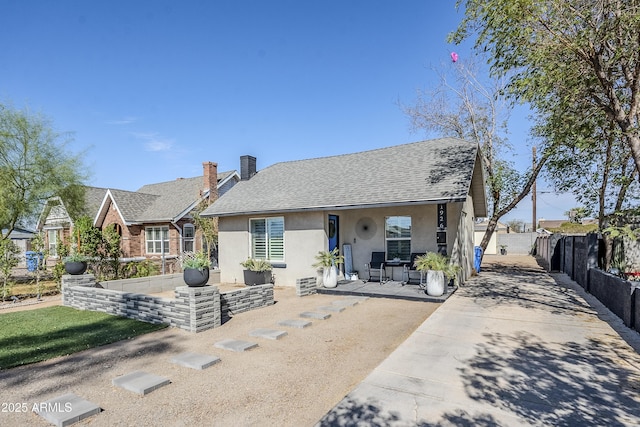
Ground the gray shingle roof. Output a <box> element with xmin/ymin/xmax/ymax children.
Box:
<box><xmin>105</xmin><ymin>170</ymin><xmax>235</xmax><ymax>223</ymax></box>
<box><xmin>82</xmin><ymin>187</ymin><xmax>110</xmax><ymax>218</ymax></box>
<box><xmin>136</xmin><ymin>177</ymin><xmax>203</xmax><ymax>221</ymax></box>
<box><xmin>203</xmin><ymin>138</ymin><xmax>484</xmax><ymax>217</ymax></box>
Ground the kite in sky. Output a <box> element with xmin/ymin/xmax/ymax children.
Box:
<box><xmin>450</xmin><ymin>52</ymin><xmax>459</xmax><ymax>63</ymax></box>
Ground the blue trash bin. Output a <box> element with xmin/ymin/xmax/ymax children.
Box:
<box><xmin>25</xmin><ymin>251</ymin><xmax>44</xmax><ymax>272</ymax></box>
<box><xmin>25</xmin><ymin>251</ymin><xmax>37</xmax><ymax>272</ymax></box>
<box><xmin>474</xmin><ymin>246</ymin><xmax>483</xmax><ymax>273</ymax></box>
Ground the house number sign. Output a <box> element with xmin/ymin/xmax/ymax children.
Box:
<box><xmin>437</xmin><ymin>204</ymin><xmax>447</xmax><ymax>229</ymax></box>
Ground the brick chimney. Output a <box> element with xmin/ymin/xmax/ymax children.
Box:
<box><xmin>202</xmin><ymin>161</ymin><xmax>218</xmax><ymax>203</ymax></box>
<box><xmin>240</xmin><ymin>155</ymin><xmax>256</xmax><ymax>181</ymax></box>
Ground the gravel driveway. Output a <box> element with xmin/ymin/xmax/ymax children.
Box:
<box><xmin>0</xmin><ymin>286</ymin><xmax>438</xmax><ymax>426</ymax></box>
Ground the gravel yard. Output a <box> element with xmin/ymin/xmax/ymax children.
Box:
<box><xmin>0</xmin><ymin>285</ymin><xmax>438</xmax><ymax>426</ymax></box>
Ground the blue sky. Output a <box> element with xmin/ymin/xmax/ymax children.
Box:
<box><xmin>1</xmin><ymin>1</ymin><xmax>575</xmax><ymax>223</ymax></box>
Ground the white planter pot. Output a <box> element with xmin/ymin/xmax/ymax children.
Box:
<box><xmin>323</xmin><ymin>266</ymin><xmax>338</xmax><ymax>288</ymax></box>
<box><xmin>426</xmin><ymin>270</ymin><xmax>445</xmax><ymax>296</ymax></box>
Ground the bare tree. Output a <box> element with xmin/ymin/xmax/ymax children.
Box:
<box><xmin>401</xmin><ymin>58</ymin><xmax>547</xmax><ymax>256</ymax></box>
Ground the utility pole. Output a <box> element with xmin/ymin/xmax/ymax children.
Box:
<box><xmin>532</xmin><ymin>146</ymin><xmax>537</xmax><ymax>232</ymax></box>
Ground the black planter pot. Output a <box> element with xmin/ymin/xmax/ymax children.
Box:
<box><xmin>243</xmin><ymin>270</ymin><xmax>272</xmax><ymax>286</ymax></box>
<box><xmin>183</xmin><ymin>268</ymin><xmax>210</xmax><ymax>287</ymax></box>
<box><xmin>64</xmin><ymin>261</ymin><xmax>88</xmax><ymax>275</ymax></box>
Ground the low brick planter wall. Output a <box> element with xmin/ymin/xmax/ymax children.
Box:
<box><xmin>589</xmin><ymin>269</ymin><xmax>638</xmax><ymax>329</ymax></box>
<box><xmin>62</xmin><ymin>274</ymin><xmax>272</xmax><ymax>333</ymax></box>
<box><xmin>220</xmin><ymin>284</ymin><xmax>274</xmax><ymax>322</ymax></box>
<box><xmin>296</xmin><ymin>277</ymin><xmax>318</xmax><ymax>296</ymax></box>
<box><xmin>98</xmin><ymin>270</ymin><xmax>220</xmax><ymax>293</ymax></box>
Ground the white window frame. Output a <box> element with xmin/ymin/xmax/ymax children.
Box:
<box><xmin>145</xmin><ymin>226</ymin><xmax>170</xmax><ymax>254</ymax></box>
<box><xmin>47</xmin><ymin>229</ymin><xmax>59</xmax><ymax>257</ymax></box>
<box><xmin>249</xmin><ymin>217</ymin><xmax>284</xmax><ymax>262</ymax></box>
<box><xmin>183</xmin><ymin>224</ymin><xmax>195</xmax><ymax>253</ymax></box>
<box><xmin>385</xmin><ymin>216</ymin><xmax>411</xmax><ymax>262</ymax></box>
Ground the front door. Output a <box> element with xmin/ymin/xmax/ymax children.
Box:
<box><xmin>328</xmin><ymin>215</ymin><xmax>339</xmax><ymax>253</ymax></box>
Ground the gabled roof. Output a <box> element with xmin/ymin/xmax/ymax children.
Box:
<box><xmin>83</xmin><ymin>187</ymin><xmax>110</xmax><ymax>218</ymax></box>
<box><xmin>4</xmin><ymin>228</ymin><xmax>35</xmax><ymax>240</ymax></box>
<box><xmin>95</xmin><ymin>170</ymin><xmax>237</xmax><ymax>226</ymax></box>
<box><xmin>203</xmin><ymin>138</ymin><xmax>487</xmax><ymax>217</ymax></box>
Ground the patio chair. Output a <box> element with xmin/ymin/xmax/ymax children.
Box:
<box><xmin>403</xmin><ymin>252</ymin><xmax>426</xmax><ymax>286</ymax></box>
<box><xmin>365</xmin><ymin>252</ymin><xmax>387</xmax><ymax>283</ymax></box>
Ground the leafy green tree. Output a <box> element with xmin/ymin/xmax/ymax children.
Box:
<box><xmin>505</xmin><ymin>219</ymin><xmax>525</xmax><ymax>233</ymax></box>
<box><xmin>101</xmin><ymin>224</ymin><xmax>122</xmax><ymax>279</ymax></box>
<box><xmin>0</xmin><ymin>103</ymin><xmax>87</xmax><ymax>240</ymax></box>
<box><xmin>69</xmin><ymin>217</ymin><xmax>122</xmax><ymax>280</ymax></box>
<box><xmin>451</xmin><ymin>0</ymin><xmax>640</xmax><ymax>180</ymax></box>
<box><xmin>533</xmin><ymin>75</ymin><xmax>639</xmax><ymax>228</ymax></box>
<box><xmin>0</xmin><ymin>239</ymin><xmax>20</xmax><ymax>300</ymax></box>
<box><xmin>192</xmin><ymin>199</ymin><xmax>218</xmax><ymax>263</ymax></box>
<box><xmin>73</xmin><ymin>215</ymin><xmax>103</xmax><ymax>256</ymax></box>
<box><xmin>565</xmin><ymin>207</ymin><xmax>589</xmax><ymax>224</ymax></box>
<box><xmin>30</xmin><ymin>231</ymin><xmax>47</xmax><ymax>300</ymax></box>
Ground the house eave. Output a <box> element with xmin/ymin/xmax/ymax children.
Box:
<box><xmin>207</xmin><ymin>197</ymin><xmax>467</xmax><ymax>218</ymax></box>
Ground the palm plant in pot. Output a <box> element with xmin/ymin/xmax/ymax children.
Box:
<box><xmin>312</xmin><ymin>248</ymin><xmax>344</xmax><ymax>288</ymax></box>
<box><xmin>414</xmin><ymin>252</ymin><xmax>460</xmax><ymax>297</ymax></box>
<box><xmin>181</xmin><ymin>251</ymin><xmax>212</xmax><ymax>287</ymax></box>
<box><xmin>240</xmin><ymin>258</ymin><xmax>273</xmax><ymax>285</ymax></box>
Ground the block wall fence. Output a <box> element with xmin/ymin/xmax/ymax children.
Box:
<box><xmin>536</xmin><ymin>234</ymin><xmax>639</xmax><ymax>332</ymax></box>
<box><xmin>62</xmin><ymin>274</ymin><xmax>273</xmax><ymax>333</ymax></box>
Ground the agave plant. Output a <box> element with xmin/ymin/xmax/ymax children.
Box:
<box><xmin>414</xmin><ymin>252</ymin><xmax>460</xmax><ymax>282</ymax></box>
<box><xmin>312</xmin><ymin>248</ymin><xmax>344</xmax><ymax>268</ymax></box>
<box><xmin>240</xmin><ymin>258</ymin><xmax>273</xmax><ymax>272</ymax></box>
<box><xmin>181</xmin><ymin>251</ymin><xmax>212</xmax><ymax>269</ymax></box>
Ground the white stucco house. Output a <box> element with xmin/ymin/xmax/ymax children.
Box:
<box><xmin>201</xmin><ymin>138</ymin><xmax>487</xmax><ymax>286</ymax></box>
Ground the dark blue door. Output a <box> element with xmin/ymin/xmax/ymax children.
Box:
<box><xmin>328</xmin><ymin>215</ymin><xmax>339</xmax><ymax>253</ymax></box>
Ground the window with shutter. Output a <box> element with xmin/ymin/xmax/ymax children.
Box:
<box><xmin>250</xmin><ymin>217</ymin><xmax>284</xmax><ymax>261</ymax></box>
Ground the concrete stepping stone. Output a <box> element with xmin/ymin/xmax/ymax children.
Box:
<box><xmin>112</xmin><ymin>371</ymin><xmax>170</xmax><ymax>395</ymax></box>
<box><xmin>332</xmin><ymin>299</ymin><xmax>361</xmax><ymax>307</ymax></box>
<box><xmin>171</xmin><ymin>352</ymin><xmax>221</xmax><ymax>370</ymax></box>
<box><xmin>278</xmin><ymin>319</ymin><xmax>312</xmax><ymax>329</ymax></box>
<box><xmin>318</xmin><ymin>305</ymin><xmax>345</xmax><ymax>313</ymax></box>
<box><xmin>249</xmin><ymin>328</ymin><xmax>288</xmax><ymax>340</ymax></box>
<box><xmin>214</xmin><ymin>338</ymin><xmax>258</xmax><ymax>352</ymax></box>
<box><xmin>34</xmin><ymin>393</ymin><xmax>101</xmax><ymax>427</ymax></box>
<box><xmin>300</xmin><ymin>311</ymin><xmax>331</xmax><ymax>320</ymax></box>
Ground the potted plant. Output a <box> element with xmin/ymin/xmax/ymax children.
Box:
<box><xmin>499</xmin><ymin>244</ymin><xmax>507</xmax><ymax>255</ymax></box>
<box><xmin>181</xmin><ymin>251</ymin><xmax>212</xmax><ymax>287</ymax></box>
<box><xmin>312</xmin><ymin>248</ymin><xmax>344</xmax><ymax>288</ymax></box>
<box><xmin>414</xmin><ymin>252</ymin><xmax>460</xmax><ymax>296</ymax></box>
<box><xmin>63</xmin><ymin>250</ymin><xmax>89</xmax><ymax>275</ymax></box>
<box><xmin>240</xmin><ymin>258</ymin><xmax>273</xmax><ymax>285</ymax></box>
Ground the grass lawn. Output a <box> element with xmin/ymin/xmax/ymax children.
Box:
<box><xmin>0</xmin><ymin>306</ymin><xmax>167</xmax><ymax>370</ymax></box>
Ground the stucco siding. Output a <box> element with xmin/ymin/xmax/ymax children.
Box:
<box><xmin>450</xmin><ymin>195</ymin><xmax>475</xmax><ymax>282</ymax></box>
<box><xmin>218</xmin><ymin>203</ymin><xmax>481</xmax><ymax>287</ymax></box>
<box><xmin>218</xmin><ymin>212</ymin><xmax>326</xmax><ymax>285</ymax></box>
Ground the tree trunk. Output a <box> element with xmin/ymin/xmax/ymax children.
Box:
<box><xmin>626</xmin><ymin>132</ymin><xmax>640</xmax><ymax>181</ymax></box>
<box><xmin>479</xmin><ymin>216</ymin><xmax>499</xmax><ymax>256</ymax></box>
<box><xmin>477</xmin><ymin>154</ymin><xmax>549</xmax><ymax>261</ymax></box>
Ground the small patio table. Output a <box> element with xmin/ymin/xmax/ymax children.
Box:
<box><xmin>385</xmin><ymin>261</ymin><xmax>408</xmax><ymax>283</ymax></box>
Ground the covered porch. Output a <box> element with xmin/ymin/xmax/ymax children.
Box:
<box><xmin>317</xmin><ymin>278</ymin><xmax>457</xmax><ymax>303</ymax></box>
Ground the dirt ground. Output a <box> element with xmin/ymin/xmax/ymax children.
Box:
<box><xmin>0</xmin><ymin>285</ymin><xmax>439</xmax><ymax>427</ymax></box>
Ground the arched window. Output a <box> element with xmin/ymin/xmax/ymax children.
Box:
<box><xmin>106</xmin><ymin>223</ymin><xmax>122</xmax><ymax>236</ymax></box>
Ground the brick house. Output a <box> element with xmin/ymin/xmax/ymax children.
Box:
<box><xmin>38</xmin><ymin>161</ymin><xmax>240</xmax><ymax>268</ymax></box>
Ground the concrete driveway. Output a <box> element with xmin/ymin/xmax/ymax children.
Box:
<box><xmin>319</xmin><ymin>255</ymin><xmax>640</xmax><ymax>426</ymax></box>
